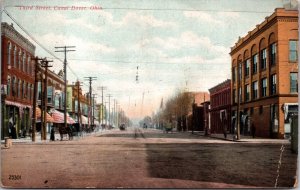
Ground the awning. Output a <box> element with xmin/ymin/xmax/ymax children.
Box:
<box><xmin>51</xmin><ymin>110</ymin><xmax>75</xmax><ymax>124</ymax></box>
<box><xmin>94</xmin><ymin>120</ymin><xmax>99</xmax><ymax>126</ymax></box>
<box><xmin>81</xmin><ymin>115</ymin><xmax>88</xmax><ymax>125</ymax></box>
<box><xmin>35</xmin><ymin>107</ymin><xmax>54</xmax><ymax>123</ymax></box>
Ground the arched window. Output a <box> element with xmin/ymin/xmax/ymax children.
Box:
<box><xmin>7</xmin><ymin>75</ymin><xmax>11</xmax><ymax>96</ymax></box>
<box><xmin>23</xmin><ymin>81</ymin><xmax>27</xmax><ymax>99</ymax></box>
<box><xmin>17</xmin><ymin>79</ymin><xmax>21</xmax><ymax>98</ymax></box>
<box><xmin>23</xmin><ymin>52</ymin><xmax>26</xmax><ymax>72</ymax></box>
<box><xmin>13</xmin><ymin>46</ymin><xmax>17</xmax><ymax>68</ymax></box>
<box><xmin>28</xmin><ymin>83</ymin><xmax>31</xmax><ymax>101</ymax></box>
<box><xmin>12</xmin><ymin>76</ymin><xmax>16</xmax><ymax>97</ymax></box>
<box><xmin>18</xmin><ymin>50</ymin><xmax>22</xmax><ymax>70</ymax></box>
<box><xmin>7</xmin><ymin>42</ymin><xmax>12</xmax><ymax>65</ymax></box>
<box><xmin>27</xmin><ymin>56</ymin><xmax>31</xmax><ymax>74</ymax></box>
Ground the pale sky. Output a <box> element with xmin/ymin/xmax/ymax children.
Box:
<box><xmin>2</xmin><ymin>0</ymin><xmax>286</xmax><ymax>123</ymax></box>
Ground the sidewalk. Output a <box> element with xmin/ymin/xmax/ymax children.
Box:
<box><xmin>1</xmin><ymin>129</ymin><xmax>111</xmax><ymax>144</ymax></box>
<box><xmin>191</xmin><ymin>131</ymin><xmax>290</xmax><ymax>144</ymax></box>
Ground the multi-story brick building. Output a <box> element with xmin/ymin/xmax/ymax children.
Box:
<box><xmin>209</xmin><ymin>79</ymin><xmax>232</xmax><ymax>134</ymax></box>
<box><xmin>230</xmin><ymin>8</ymin><xmax>298</xmax><ymax>138</ymax></box>
<box><xmin>1</xmin><ymin>22</ymin><xmax>35</xmax><ymax>139</ymax></box>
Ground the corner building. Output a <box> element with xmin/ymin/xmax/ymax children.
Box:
<box><xmin>230</xmin><ymin>8</ymin><xmax>298</xmax><ymax>138</ymax></box>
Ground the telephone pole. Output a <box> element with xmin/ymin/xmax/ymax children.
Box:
<box><xmin>98</xmin><ymin>86</ymin><xmax>106</xmax><ymax>126</ymax></box>
<box><xmin>55</xmin><ymin>46</ymin><xmax>76</xmax><ymax>129</ymax></box>
<box><xmin>92</xmin><ymin>94</ymin><xmax>97</xmax><ymax>126</ymax></box>
<box><xmin>84</xmin><ymin>77</ymin><xmax>97</xmax><ymax>128</ymax></box>
<box><xmin>31</xmin><ymin>57</ymin><xmax>43</xmax><ymax>142</ymax></box>
<box><xmin>76</xmin><ymin>81</ymin><xmax>83</xmax><ymax>128</ymax></box>
<box><xmin>106</xmin><ymin>94</ymin><xmax>112</xmax><ymax>126</ymax></box>
<box><xmin>40</xmin><ymin>58</ymin><xmax>53</xmax><ymax>140</ymax></box>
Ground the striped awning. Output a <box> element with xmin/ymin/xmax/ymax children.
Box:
<box><xmin>36</xmin><ymin>107</ymin><xmax>54</xmax><ymax>123</ymax></box>
<box><xmin>51</xmin><ymin>110</ymin><xmax>75</xmax><ymax>124</ymax></box>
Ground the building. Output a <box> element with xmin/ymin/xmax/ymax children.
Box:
<box><xmin>1</xmin><ymin>22</ymin><xmax>35</xmax><ymax>139</ymax></box>
<box><xmin>209</xmin><ymin>79</ymin><xmax>232</xmax><ymax>134</ymax></box>
<box><xmin>190</xmin><ymin>92</ymin><xmax>210</xmax><ymax>131</ymax></box>
<box><xmin>230</xmin><ymin>8</ymin><xmax>298</xmax><ymax>138</ymax></box>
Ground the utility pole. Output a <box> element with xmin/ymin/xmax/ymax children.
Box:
<box><xmin>104</xmin><ymin>101</ymin><xmax>108</xmax><ymax>125</ymax></box>
<box><xmin>84</xmin><ymin>77</ymin><xmax>97</xmax><ymax>128</ymax></box>
<box><xmin>31</xmin><ymin>57</ymin><xmax>43</xmax><ymax>142</ymax></box>
<box><xmin>55</xmin><ymin>46</ymin><xmax>76</xmax><ymax>129</ymax></box>
<box><xmin>98</xmin><ymin>86</ymin><xmax>106</xmax><ymax>126</ymax></box>
<box><xmin>236</xmin><ymin>62</ymin><xmax>241</xmax><ymax>140</ymax></box>
<box><xmin>113</xmin><ymin>99</ymin><xmax>116</xmax><ymax>126</ymax></box>
<box><xmin>92</xmin><ymin>94</ymin><xmax>97</xmax><ymax>126</ymax></box>
<box><xmin>76</xmin><ymin>81</ymin><xmax>83</xmax><ymax>129</ymax></box>
<box><xmin>40</xmin><ymin>58</ymin><xmax>53</xmax><ymax>140</ymax></box>
<box><xmin>106</xmin><ymin>94</ymin><xmax>112</xmax><ymax>126</ymax></box>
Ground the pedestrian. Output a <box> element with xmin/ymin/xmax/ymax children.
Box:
<box><xmin>50</xmin><ymin>126</ymin><xmax>55</xmax><ymax>141</ymax></box>
<box><xmin>223</xmin><ymin>124</ymin><xmax>227</xmax><ymax>139</ymax></box>
<box><xmin>251</xmin><ymin>123</ymin><xmax>256</xmax><ymax>138</ymax></box>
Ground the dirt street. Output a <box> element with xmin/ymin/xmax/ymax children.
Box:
<box><xmin>1</xmin><ymin>128</ymin><xmax>297</xmax><ymax>188</ymax></box>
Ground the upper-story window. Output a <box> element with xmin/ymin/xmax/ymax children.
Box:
<box><xmin>261</xmin><ymin>78</ymin><xmax>267</xmax><ymax>97</ymax></box>
<box><xmin>269</xmin><ymin>43</ymin><xmax>276</xmax><ymax>66</ymax></box>
<box><xmin>252</xmin><ymin>81</ymin><xmax>258</xmax><ymax>99</ymax></box>
<box><xmin>7</xmin><ymin>42</ymin><xmax>12</xmax><ymax>66</ymax></box>
<box><xmin>232</xmin><ymin>67</ymin><xmax>236</xmax><ymax>82</ymax></box>
<box><xmin>290</xmin><ymin>72</ymin><xmax>298</xmax><ymax>93</ymax></box>
<box><xmin>17</xmin><ymin>79</ymin><xmax>21</xmax><ymax>98</ymax></box>
<box><xmin>23</xmin><ymin>52</ymin><xmax>26</xmax><ymax>72</ymax></box>
<box><xmin>18</xmin><ymin>50</ymin><xmax>22</xmax><ymax>70</ymax></box>
<box><xmin>245</xmin><ymin>59</ymin><xmax>250</xmax><ymax>77</ymax></box>
<box><xmin>27</xmin><ymin>56</ymin><xmax>31</xmax><ymax>74</ymax></box>
<box><xmin>12</xmin><ymin>77</ymin><xmax>16</xmax><ymax>97</ymax></box>
<box><xmin>270</xmin><ymin>74</ymin><xmax>276</xmax><ymax>95</ymax></box>
<box><xmin>245</xmin><ymin>84</ymin><xmax>250</xmax><ymax>101</ymax></box>
<box><xmin>260</xmin><ymin>49</ymin><xmax>267</xmax><ymax>70</ymax></box>
<box><xmin>289</xmin><ymin>40</ymin><xmax>298</xmax><ymax>62</ymax></box>
<box><xmin>238</xmin><ymin>62</ymin><xmax>242</xmax><ymax>81</ymax></box>
<box><xmin>252</xmin><ymin>54</ymin><xmax>258</xmax><ymax>74</ymax></box>
<box><xmin>13</xmin><ymin>46</ymin><xmax>17</xmax><ymax>68</ymax></box>
<box><xmin>7</xmin><ymin>75</ymin><xmax>11</xmax><ymax>96</ymax></box>
<box><xmin>233</xmin><ymin>89</ymin><xmax>237</xmax><ymax>104</ymax></box>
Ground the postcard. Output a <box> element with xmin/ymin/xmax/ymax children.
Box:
<box><xmin>0</xmin><ymin>0</ymin><xmax>298</xmax><ymax>188</ymax></box>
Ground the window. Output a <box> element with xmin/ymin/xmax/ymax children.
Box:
<box><xmin>13</xmin><ymin>46</ymin><xmax>17</xmax><ymax>67</ymax></box>
<box><xmin>270</xmin><ymin>43</ymin><xmax>276</xmax><ymax>66</ymax></box>
<box><xmin>245</xmin><ymin>84</ymin><xmax>250</xmax><ymax>101</ymax></box>
<box><xmin>17</xmin><ymin>79</ymin><xmax>21</xmax><ymax>98</ymax></box>
<box><xmin>232</xmin><ymin>67</ymin><xmax>236</xmax><ymax>82</ymax></box>
<box><xmin>252</xmin><ymin>54</ymin><xmax>258</xmax><ymax>74</ymax></box>
<box><xmin>12</xmin><ymin>77</ymin><xmax>16</xmax><ymax>97</ymax></box>
<box><xmin>260</xmin><ymin>49</ymin><xmax>267</xmax><ymax>70</ymax></box>
<box><xmin>245</xmin><ymin>59</ymin><xmax>250</xmax><ymax>77</ymax></box>
<box><xmin>27</xmin><ymin>56</ymin><xmax>31</xmax><ymax>74</ymax></box>
<box><xmin>233</xmin><ymin>89</ymin><xmax>237</xmax><ymax>103</ymax></box>
<box><xmin>252</xmin><ymin>81</ymin><xmax>258</xmax><ymax>99</ymax></box>
<box><xmin>7</xmin><ymin>42</ymin><xmax>12</xmax><ymax>65</ymax></box>
<box><xmin>27</xmin><ymin>83</ymin><xmax>30</xmax><ymax>100</ymax></box>
<box><xmin>261</xmin><ymin>78</ymin><xmax>267</xmax><ymax>97</ymax></box>
<box><xmin>289</xmin><ymin>40</ymin><xmax>298</xmax><ymax>62</ymax></box>
<box><xmin>18</xmin><ymin>50</ymin><xmax>22</xmax><ymax>70</ymax></box>
<box><xmin>7</xmin><ymin>75</ymin><xmax>11</xmax><ymax>96</ymax></box>
<box><xmin>23</xmin><ymin>52</ymin><xmax>26</xmax><ymax>72</ymax></box>
<box><xmin>290</xmin><ymin>73</ymin><xmax>298</xmax><ymax>93</ymax></box>
<box><xmin>238</xmin><ymin>63</ymin><xmax>242</xmax><ymax>80</ymax></box>
<box><xmin>270</xmin><ymin>74</ymin><xmax>277</xmax><ymax>95</ymax></box>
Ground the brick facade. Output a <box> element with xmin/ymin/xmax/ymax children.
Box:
<box><xmin>230</xmin><ymin>9</ymin><xmax>298</xmax><ymax>138</ymax></box>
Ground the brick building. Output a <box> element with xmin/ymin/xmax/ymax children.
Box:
<box><xmin>209</xmin><ymin>79</ymin><xmax>232</xmax><ymax>134</ymax></box>
<box><xmin>1</xmin><ymin>23</ymin><xmax>35</xmax><ymax>139</ymax></box>
<box><xmin>190</xmin><ymin>92</ymin><xmax>210</xmax><ymax>131</ymax></box>
<box><xmin>230</xmin><ymin>8</ymin><xmax>298</xmax><ymax>138</ymax></box>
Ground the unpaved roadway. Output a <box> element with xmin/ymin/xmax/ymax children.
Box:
<box><xmin>1</xmin><ymin>128</ymin><xmax>297</xmax><ymax>188</ymax></box>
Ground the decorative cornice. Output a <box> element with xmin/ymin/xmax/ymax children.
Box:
<box><xmin>2</xmin><ymin>22</ymin><xmax>35</xmax><ymax>55</ymax></box>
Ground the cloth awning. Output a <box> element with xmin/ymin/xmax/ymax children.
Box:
<box><xmin>51</xmin><ymin>110</ymin><xmax>75</xmax><ymax>124</ymax></box>
<box><xmin>36</xmin><ymin>107</ymin><xmax>54</xmax><ymax>123</ymax></box>
<box><xmin>81</xmin><ymin>115</ymin><xmax>88</xmax><ymax>125</ymax></box>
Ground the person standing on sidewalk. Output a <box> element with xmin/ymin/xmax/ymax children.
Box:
<box><xmin>251</xmin><ymin>123</ymin><xmax>256</xmax><ymax>138</ymax></box>
<box><xmin>50</xmin><ymin>126</ymin><xmax>55</xmax><ymax>141</ymax></box>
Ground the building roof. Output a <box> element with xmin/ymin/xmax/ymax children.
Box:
<box><xmin>2</xmin><ymin>22</ymin><xmax>36</xmax><ymax>55</ymax></box>
<box><xmin>230</xmin><ymin>8</ymin><xmax>298</xmax><ymax>55</ymax></box>
<box><xmin>209</xmin><ymin>79</ymin><xmax>231</xmax><ymax>94</ymax></box>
